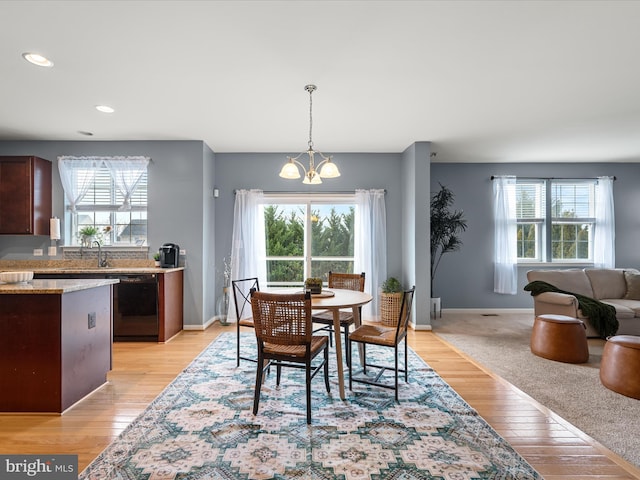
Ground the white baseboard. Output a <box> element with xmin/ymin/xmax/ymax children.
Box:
<box><xmin>442</xmin><ymin>308</ymin><xmax>534</xmax><ymax>314</ymax></box>
<box><xmin>183</xmin><ymin>316</ymin><xmax>217</xmax><ymax>331</ymax></box>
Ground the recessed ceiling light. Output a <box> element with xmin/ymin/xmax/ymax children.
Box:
<box><xmin>22</xmin><ymin>52</ymin><xmax>54</xmax><ymax>67</ymax></box>
<box><xmin>95</xmin><ymin>105</ymin><xmax>115</xmax><ymax>113</ymax></box>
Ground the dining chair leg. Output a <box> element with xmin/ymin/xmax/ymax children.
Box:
<box><xmin>236</xmin><ymin>322</ymin><xmax>241</xmax><ymax>367</ymax></box>
<box><xmin>404</xmin><ymin>338</ymin><xmax>408</xmax><ymax>382</ymax></box>
<box><xmin>348</xmin><ymin>339</ymin><xmax>353</xmax><ymax>392</ymax></box>
<box><xmin>323</xmin><ymin>345</ymin><xmax>331</xmax><ymax>393</ymax></box>
<box><xmin>362</xmin><ymin>343</ymin><xmax>367</xmax><ymax>375</ymax></box>
<box><xmin>344</xmin><ymin>327</ymin><xmax>350</xmax><ymax>368</ymax></box>
<box><xmin>394</xmin><ymin>345</ymin><xmax>399</xmax><ymax>402</ymax></box>
<box><xmin>253</xmin><ymin>352</ymin><xmax>265</xmax><ymax>415</ymax></box>
<box><xmin>306</xmin><ymin>358</ymin><xmax>312</xmax><ymax>424</ymax></box>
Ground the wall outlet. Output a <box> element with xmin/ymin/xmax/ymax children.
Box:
<box><xmin>48</xmin><ymin>246</ymin><xmax>57</xmax><ymax>256</ymax></box>
<box><xmin>180</xmin><ymin>249</ymin><xmax>186</xmax><ymax>255</ymax></box>
<box><xmin>88</xmin><ymin>312</ymin><xmax>96</xmax><ymax>329</ymax></box>
<box><xmin>33</xmin><ymin>248</ymin><xmax>43</xmax><ymax>256</ymax></box>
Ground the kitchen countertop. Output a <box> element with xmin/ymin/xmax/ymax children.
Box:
<box><xmin>26</xmin><ymin>267</ymin><xmax>184</xmax><ymax>274</ymax></box>
<box><xmin>0</xmin><ymin>278</ymin><xmax>119</xmax><ymax>294</ymax></box>
<box><xmin>0</xmin><ymin>259</ymin><xmax>184</xmax><ymax>275</ymax></box>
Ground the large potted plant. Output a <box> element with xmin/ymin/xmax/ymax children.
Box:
<box><xmin>430</xmin><ymin>183</ymin><xmax>467</xmax><ymax>317</ymax></box>
<box><xmin>380</xmin><ymin>276</ymin><xmax>403</xmax><ymax>326</ymax></box>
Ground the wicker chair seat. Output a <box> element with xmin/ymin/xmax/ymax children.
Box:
<box><xmin>238</xmin><ymin>317</ymin><xmax>254</xmax><ymax>327</ymax></box>
<box><xmin>348</xmin><ymin>324</ymin><xmax>396</xmax><ymax>346</ymax></box>
<box><xmin>263</xmin><ymin>336</ymin><xmax>328</xmax><ymax>358</ymax></box>
<box><xmin>312</xmin><ymin>309</ymin><xmax>354</xmax><ymax>325</ymax></box>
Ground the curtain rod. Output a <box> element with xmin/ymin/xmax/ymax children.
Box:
<box><xmin>233</xmin><ymin>190</ymin><xmax>386</xmax><ymax>194</ymax></box>
<box><xmin>490</xmin><ymin>176</ymin><xmax>616</xmax><ymax>181</ymax></box>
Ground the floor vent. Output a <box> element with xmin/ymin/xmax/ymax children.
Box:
<box><xmin>481</xmin><ymin>313</ymin><xmax>499</xmax><ymax>316</ymax></box>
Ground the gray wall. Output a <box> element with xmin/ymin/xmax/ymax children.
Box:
<box><xmin>213</xmin><ymin>147</ymin><xmax>433</xmax><ymax>325</ymax></box>
<box><xmin>0</xmin><ymin>140</ymin><xmax>214</xmax><ymax>328</ymax></box>
<box><xmin>430</xmin><ymin>162</ymin><xmax>640</xmax><ymax>310</ymax></box>
<box><xmin>5</xmin><ymin>140</ymin><xmax>637</xmax><ymax>323</ymax></box>
<box><xmin>213</xmin><ymin>151</ymin><xmax>406</xmax><ymax>288</ymax></box>
<box><xmin>401</xmin><ymin>142</ymin><xmax>432</xmax><ymax>327</ymax></box>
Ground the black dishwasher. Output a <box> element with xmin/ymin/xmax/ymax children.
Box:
<box><xmin>109</xmin><ymin>274</ymin><xmax>159</xmax><ymax>341</ymax></box>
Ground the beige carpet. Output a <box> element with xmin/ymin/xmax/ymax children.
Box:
<box><xmin>431</xmin><ymin>312</ymin><xmax>640</xmax><ymax>469</ymax></box>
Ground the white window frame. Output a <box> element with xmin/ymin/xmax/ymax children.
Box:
<box><xmin>516</xmin><ymin>178</ymin><xmax>597</xmax><ymax>264</ymax></box>
<box><xmin>263</xmin><ymin>193</ymin><xmax>356</xmax><ymax>286</ymax></box>
<box><xmin>66</xmin><ymin>166</ymin><xmax>148</xmax><ymax>246</ymax></box>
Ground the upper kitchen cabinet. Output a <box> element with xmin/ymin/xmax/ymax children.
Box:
<box><xmin>0</xmin><ymin>156</ymin><xmax>52</xmax><ymax>235</ymax></box>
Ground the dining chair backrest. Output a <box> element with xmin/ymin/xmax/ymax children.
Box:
<box><xmin>251</xmin><ymin>290</ymin><xmax>312</xmax><ymax>346</ymax></box>
<box><xmin>328</xmin><ymin>271</ymin><xmax>365</xmax><ymax>292</ymax></box>
<box><xmin>395</xmin><ymin>287</ymin><xmax>416</xmax><ymax>342</ymax></box>
<box><xmin>232</xmin><ymin>277</ymin><xmax>260</xmax><ymax>323</ymax></box>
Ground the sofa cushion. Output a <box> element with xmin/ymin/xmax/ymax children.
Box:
<box><xmin>585</xmin><ymin>269</ymin><xmax>628</xmax><ymax>300</ymax></box>
<box><xmin>526</xmin><ymin>269</ymin><xmax>594</xmax><ymax>297</ymax></box>
<box><xmin>600</xmin><ymin>299</ymin><xmax>637</xmax><ymax>319</ymax></box>
<box><xmin>624</xmin><ymin>270</ymin><xmax>640</xmax><ymax>300</ymax></box>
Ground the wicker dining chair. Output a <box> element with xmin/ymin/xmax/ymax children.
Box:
<box><xmin>348</xmin><ymin>286</ymin><xmax>415</xmax><ymax>401</ymax></box>
<box><xmin>251</xmin><ymin>289</ymin><xmax>330</xmax><ymax>424</ymax></box>
<box><xmin>231</xmin><ymin>277</ymin><xmax>260</xmax><ymax>366</ymax></box>
<box><xmin>312</xmin><ymin>271</ymin><xmax>365</xmax><ymax>366</ymax></box>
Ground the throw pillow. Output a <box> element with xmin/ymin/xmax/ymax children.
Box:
<box><xmin>624</xmin><ymin>271</ymin><xmax>640</xmax><ymax>300</ymax></box>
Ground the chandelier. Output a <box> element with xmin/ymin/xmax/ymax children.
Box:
<box><xmin>279</xmin><ymin>84</ymin><xmax>340</xmax><ymax>184</ymax></box>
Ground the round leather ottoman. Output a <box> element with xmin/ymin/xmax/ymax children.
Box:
<box><xmin>599</xmin><ymin>335</ymin><xmax>640</xmax><ymax>399</ymax></box>
<box><xmin>530</xmin><ymin>314</ymin><xmax>589</xmax><ymax>363</ymax></box>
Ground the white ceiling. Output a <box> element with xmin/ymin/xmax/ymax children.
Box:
<box><xmin>2</xmin><ymin>0</ymin><xmax>640</xmax><ymax>163</ymax></box>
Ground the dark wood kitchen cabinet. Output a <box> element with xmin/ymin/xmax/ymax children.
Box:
<box><xmin>0</xmin><ymin>156</ymin><xmax>52</xmax><ymax>235</ymax></box>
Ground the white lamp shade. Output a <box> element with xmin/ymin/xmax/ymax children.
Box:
<box><xmin>279</xmin><ymin>160</ymin><xmax>301</xmax><ymax>179</ymax></box>
<box><xmin>303</xmin><ymin>171</ymin><xmax>322</xmax><ymax>184</ymax></box>
<box><xmin>319</xmin><ymin>159</ymin><xmax>340</xmax><ymax>178</ymax></box>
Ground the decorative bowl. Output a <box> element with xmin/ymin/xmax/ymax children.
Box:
<box><xmin>0</xmin><ymin>271</ymin><xmax>34</xmax><ymax>284</ymax></box>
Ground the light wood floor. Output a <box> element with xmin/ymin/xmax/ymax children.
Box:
<box><xmin>1</xmin><ymin>324</ymin><xmax>639</xmax><ymax>479</ymax></box>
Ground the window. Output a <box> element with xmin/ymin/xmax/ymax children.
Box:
<box><xmin>516</xmin><ymin>179</ymin><xmax>596</xmax><ymax>262</ymax></box>
<box><xmin>58</xmin><ymin>156</ymin><xmax>149</xmax><ymax>246</ymax></box>
<box><xmin>263</xmin><ymin>195</ymin><xmax>355</xmax><ymax>286</ymax></box>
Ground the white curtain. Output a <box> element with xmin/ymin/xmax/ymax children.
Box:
<box><xmin>57</xmin><ymin>156</ymin><xmax>103</xmax><ymax>212</ymax></box>
<box><xmin>594</xmin><ymin>176</ymin><xmax>615</xmax><ymax>269</ymax></box>
<box><xmin>493</xmin><ymin>175</ymin><xmax>518</xmax><ymax>294</ymax></box>
<box><xmin>228</xmin><ymin>189</ymin><xmax>267</xmax><ymax>322</ymax></box>
<box><xmin>104</xmin><ymin>157</ymin><xmax>150</xmax><ymax>210</ymax></box>
<box><xmin>354</xmin><ymin>189</ymin><xmax>387</xmax><ymax>317</ymax></box>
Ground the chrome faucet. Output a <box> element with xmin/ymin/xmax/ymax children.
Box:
<box><xmin>92</xmin><ymin>240</ymin><xmax>108</xmax><ymax>267</ymax></box>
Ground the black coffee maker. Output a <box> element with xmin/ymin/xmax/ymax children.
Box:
<box><xmin>159</xmin><ymin>243</ymin><xmax>180</xmax><ymax>268</ymax></box>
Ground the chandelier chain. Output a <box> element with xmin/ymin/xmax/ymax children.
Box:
<box><xmin>308</xmin><ymin>87</ymin><xmax>314</xmax><ymax>149</ymax></box>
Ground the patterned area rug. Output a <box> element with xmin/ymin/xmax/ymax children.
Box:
<box><xmin>80</xmin><ymin>333</ymin><xmax>541</xmax><ymax>479</ymax></box>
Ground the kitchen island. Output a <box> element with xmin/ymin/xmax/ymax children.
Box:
<box><xmin>0</xmin><ymin>278</ymin><xmax>118</xmax><ymax>413</ymax></box>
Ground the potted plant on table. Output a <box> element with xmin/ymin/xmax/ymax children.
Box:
<box><xmin>304</xmin><ymin>277</ymin><xmax>323</xmax><ymax>294</ymax></box>
<box><xmin>430</xmin><ymin>183</ymin><xmax>467</xmax><ymax>317</ymax></box>
<box><xmin>153</xmin><ymin>252</ymin><xmax>161</xmax><ymax>267</ymax></box>
<box><xmin>380</xmin><ymin>276</ymin><xmax>403</xmax><ymax>326</ymax></box>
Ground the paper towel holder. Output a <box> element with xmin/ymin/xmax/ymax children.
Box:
<box><xmin>50</xmin><ymin>217</ymin><xmax>61</xmax><ymax>240</ymax></box>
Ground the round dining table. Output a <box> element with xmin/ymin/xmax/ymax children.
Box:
<box><xmin>268</xmin><ymin>287</ymin><xmax>373</xmax><ymax>400</ymax></box>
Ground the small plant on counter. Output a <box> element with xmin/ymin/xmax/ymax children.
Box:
<box><xmin>304</xmin><ymin>277</ymin><xmax>323</xmax><ymax>294</ymax></box>
<box><xmin>153</xmin><ymin>252</ymin><xmax>161</xmax><ymax>261</ymax></box>
<box><xmin>79</xmin><ymin>225</ymin><xmax>100</xmax><ymax>247</ymax></box>
<box><xmin>79</xmin><ymin>225</ymin><xmax>99</xmax><ymax>237</ymax></box>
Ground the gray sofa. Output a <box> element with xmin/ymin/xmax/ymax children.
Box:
<box><xmin>526</xmin><ymin>268</ymin><xmax>640</xmax><ymax>337</ymax></box>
